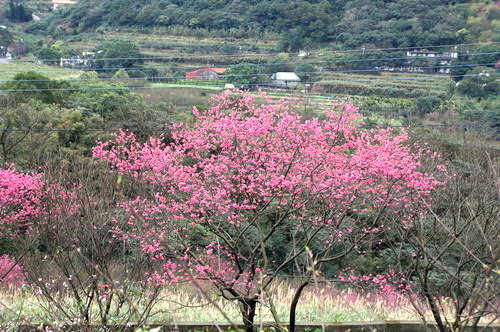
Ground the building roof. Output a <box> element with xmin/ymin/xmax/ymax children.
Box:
<box><xmin>274</xmin><ymin>72</ymin><xmax>300</xmax><ymax>81</ymax></box>
<box><xmin>186</xmin><ymin>67</ymin><xmax>227</xmax><ymax>78</ymax></box>
<box><xmin>52</xmin><ymin>0</ymin><xmax>77</xmax><ymax>3</ymax></box>
<box><xmin>210</xmin><ymin>68</ymin><xmax>227</xmax><ymax>74</ymax></box>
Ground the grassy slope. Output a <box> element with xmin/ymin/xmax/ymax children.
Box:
<box><xmin>0</xmin><ymin>62</ymin><xmax>82</xmax><ymax>81</ymax></box>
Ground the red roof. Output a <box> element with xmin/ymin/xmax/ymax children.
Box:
<box><xmin>186</xmin><ymin>68</ymin><xmax>227</xmax><ymax>79</ymax></box>
<box><xmin>210</xmin><ymin>68</ymin><xmax>227</xmax><ymax>74</ymax></box>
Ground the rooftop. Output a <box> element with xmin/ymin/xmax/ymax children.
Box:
<box><xmin>274</xmin><ymin>72</ymin><xmax>300</xmax><ymax>81</ymax></box>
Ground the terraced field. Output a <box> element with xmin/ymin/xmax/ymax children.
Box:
<box><xmin>315</xmin><ymin>71</ymin><xmax>454</xmax><ymax>99</ymax></box>
<box><xmin>68</xmin><ymin>30</ymin><xmax>277</xmax><ymax>60</ymax></box>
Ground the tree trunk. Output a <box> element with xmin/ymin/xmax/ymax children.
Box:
<box><xmin>421</xmin><ymin>271</ymin><xmax>447</xmax><ymax>332</ymax></box>
<box><xmin>240</xmin><ymin>298</ymin><xmax>257</xmax><ymax>332</ymax></box>
<box><xmin>289</xmin><ymin>280</ymin><xmax>309</xmax><ymax>332</ymax></box>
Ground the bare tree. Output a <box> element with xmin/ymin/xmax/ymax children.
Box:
<box><xmin>388</xmin><ymin>142</ymin><xmax>499</xmax><ymax>332</ymax></box>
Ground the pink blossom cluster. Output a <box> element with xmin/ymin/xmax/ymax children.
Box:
<box><xmin>337</xmin><ymin>268</ymin><xmax>414</xmax><ymax>304</ymax></box>
<box><xmin>0</xmin><ymin>166</ymin><xmax>80</xmax><ymax>238</ymax></box>
<box><xmin>0</xmin><ymin>254</ymin><xmax>26</xmax><ymax>286</ymax></box>
<box><xmin>0</xmin><ymin>167</ymin><xmax>44</xmax><ymax>237</ymax></box>
<box><xmin>93</xmin><ymin>90</ymin><xmax>446</xmax><ymax>286</ymax></box>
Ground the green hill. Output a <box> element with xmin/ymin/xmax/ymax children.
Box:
<box><xmin>37</xmin><ymin>0</ymin><xmax>499</xmax><ymax>51</ymax></box>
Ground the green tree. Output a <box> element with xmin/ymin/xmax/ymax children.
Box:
<box><xmin>35</xmin><ymin>47</ymin><xmax>62</xmax><ymax>65</ymax></box>
<box><xmin>415</xmin><ymin>95</ymin><xmax>440</xmax><ymax>115</ymax></box>
<box><xmin>1</xmin><ymin>72</ymin><xmax>70</xmax><ymax>104</ymax></box>
<box><xmin>112</xmin><ymin>69</ymin><xmax>130</xmax><ymax>79</ymax></box>
<box><xmin>469</xmin><ymin>44</ymin><xmax>500</xmax><ymax>67</ymax></box>
<box><xmin>455</xmin><ymin>28</ymin><xmax>470</xmax><ymax>43</ymax></box>
<box><xmin>5</xmin><ymin>0</ymin><xmax>32</xmax><ymax>22</ymax></box>
<box><xmin>457</xmin><ymin>66</ymin><xmax>499</xmax><ymax>99</ymax></box>
<box><xmin>0</xmin><ymin>28</ymin><xmax>13</xmax><ymax>49</ymax></box>
<box><xmin>94</xmin><ymin>41</ymin><xmax>143</xmax><ymax>71</ymax></box>
<box><xmin>295</xmin><ymin>62</ymin><xmax>316</xmax><ymax>82</ymax></box>
<box><xmin>0</xmin><ymin>101</ymin><xmax>104</xmax><ymax>166</ymax></box>
<box><xmin>449</xmin><ymin>58</ymin><xmax>471</xmax><ymax>82</ymax></box>
<box><xmin>226</xmin><ymin>63</ymin><xmax>268</xmax><ymax>87</ymax></box>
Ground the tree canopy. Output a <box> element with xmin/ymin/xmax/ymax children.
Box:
<box><xmin>43</xmin><ymin>0</ymin><xmax>484</xmax><ymax>49</ymax></box>
<box><xmin>93</xmin><ymin>41</ymin><xmax>144</xmax><ymax>71</ymax></box>
<box><xmin>93</xmin><ymin>91</ymin><xmax>446</xmax><ymax>331</ymax></box>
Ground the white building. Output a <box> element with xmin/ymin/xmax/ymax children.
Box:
<box><xmin>52</xmin><ymin>0</ymin><xmax>77</xmax><ymax>10</ymax></box>
<box><xmin>271</xmin><ymin>72</ymin><xmax>301</xmax><ymax>88</ymax></box>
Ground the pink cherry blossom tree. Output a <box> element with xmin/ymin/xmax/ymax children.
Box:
<box><xmin>94</xmin><ymin>91</ymin><xmax>446</xmax><ymax>332</ymax></box>
<box><xmin>0</xmin><ymin>164</ymin><xmax>161</xmax><ymax>329</ymax></box>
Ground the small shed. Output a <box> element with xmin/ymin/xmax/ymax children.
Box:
<box><xmin>271</xmin><ymin>72</ymin><xmax>301</xmax><ymax>88</ymax></box>
<box><xmin>186</xmin><ymin>68</ymin><xmax>227</xmax><ymax>80</ymax></box>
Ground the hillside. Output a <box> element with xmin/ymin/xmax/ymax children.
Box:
<box><xmin>38</xmin><ymin>0</ymin><xmax>499</xmax><ymax>50</ymax></box>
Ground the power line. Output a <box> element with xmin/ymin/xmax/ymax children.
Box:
<box><xmin>0</xmin><ymin>72</ymin><xmax>497</xmax><ymax>92</ymax></box>
<box><xmin>11</xmin><ymin>42</ymin><xmax>500</xmax><ymax>63</ymax></box>
<box><xmin>0</xmin><ymin>62</ymin><xmax>495</xmax><ymax>84</ymax></box>
<box><xmin>305</xmin><ymin>42</ymin><xmax>500</xmax><ymax>55</ymax></box>
<box><xmin>4</xmin><ymin>52</ymin><xmax>498</xmax><ymax>73</ymax></box>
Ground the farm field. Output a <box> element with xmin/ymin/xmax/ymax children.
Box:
<box><xmin>315</xmin><ymin>72</ymin><xmax>454</xmax><ymax>99</ymax></box>
<box><xmin>67</xmin><ymin>30</ymin><xmax>277</xmax><ymax>58</ymax></box>
<box><xmin>0</xmin><ymin>62</ymin><xmax>83</xmax><ymax>81</ymax></box>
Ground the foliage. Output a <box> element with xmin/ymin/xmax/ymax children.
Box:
<box><xmin>93</xmin><ymin>41</ymin><xmax>143</xmax><ymax>71</ymax></box>
<box><xmin>112</xmin><ymin>68</ymin><xmax>129</xmax><ymax>79</ymax></box>
<box><xmin>0</xmin><ymin>72</ymin><xmax>70</xmax><ymax>105</ymax></box>
<box><xmin>415</xmin><ymin>95</ymin><xmax>441</xmax><ymax>115</ymax></box>
<box><xmin>0</xmin><ymin>28</ymin><xmax>13</xmax><ymax>49</ymax></box>
<box><xmin>457</xmin><ymin>66</ymin><xmax>499</xmax><ymax>98</ymax></box>
<box><xmin>34</xmin><ymin>47</ymin><xmax>62</xmax><ymax>65</ymax></box>
<box><xmin>4</xmin><ymin>0</ymin><xmax>32</xmax><ymax>22</ymax></box>
<box><xmin>93</xmin><ymin>91</ymin><xmax>446</xmax><ymax>331</ymax></box>
<box><xmin>43</xmin><ymin>0</ymin><xmax>479</xmax><ymax>49</ymax></box>
<box><xmin>295</xmin><ymin>62</ymin><xmax>316</xmax><ymax>82</ymax></box>
<box><xmin>450</xmin><ymin>44</ymin><xmax>500</xmax><ymax>81</ymax></box>
<box><xmin>457</xmin><ymin>96</ymin><xmax>499</xmax><ymax>138</ymax></box>
<box><xmin>68</xmin><ymin>81</ymin><xmax>138</xmax><ymax>118</ymax></box>
<box><xmin>0</xmin><ymin>102</ymin><xmax>105</xmax><ymax>166</ymax></box>
<box><xmin>226</xmin><ymin>63</ymin><xmax>268</xmax><ymax>87</ymax></box>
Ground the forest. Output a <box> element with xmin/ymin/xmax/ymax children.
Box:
<box><xmin>39</xmin><ymin>0</ymin><xmax>497</xmax><ymax>50</ymax></box>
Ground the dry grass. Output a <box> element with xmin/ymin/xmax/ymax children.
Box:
<box><xmin>0</xmin><ymin>280</ymin><xmax>474</xmax><ymax>327</ymax></box>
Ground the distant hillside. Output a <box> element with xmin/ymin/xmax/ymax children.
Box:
<box><xmin>35</xmin><ymin>0</ymin><xmax>499</xmax><ymax>50</ymax></box>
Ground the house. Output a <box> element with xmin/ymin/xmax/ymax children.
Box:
<box><xmin>52</xmin><ymin>0</ymin><xmax>77</xmax><ymax>10</ymax></box>
<box><xmin>406</xmin><ymin>50</ymin><xmax>458</xmax><ymax>61</ymax></box>
<box><xmin>60</xmin><ymin>56</ymin><xmax>84</xmax><ymax>67</ymax></box>
<box><xmin>186</xmin><ymin>67</ymin><xmax>227</xmax><ymax>80</ymax></box>
<box><xmin>406</xmin><ymin>51</ymin><xmax>439</xmax><ymax>58</ymax></box>
<box><xmin>271</xmin><ymin>72</ymin><xmax>301</xmax><ymax>88</ymax></box>
<box><xmin>405</xmin><ymin>50</ymin><xmax>460</xmax><ymax>71</ymax></box>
